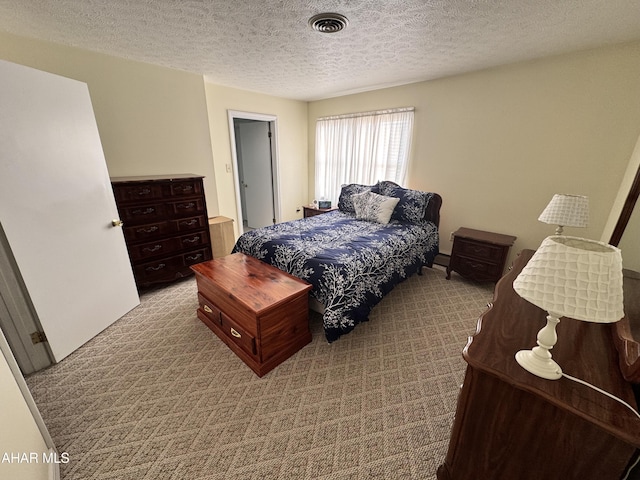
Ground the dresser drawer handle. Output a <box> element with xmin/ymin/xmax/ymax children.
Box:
<box><xmin>177</xmin><ymin>202</ymin><xmax>196</xmax><ymax>209</ymax></box>
<box><xmin>137</xmin><ymin>226</ymin><xmax>159</xmax><ymax>234</ymax></box>
<box><xmin>132</xmin><ymin>207</ymin><xmax>156</xmax><ymax>215</ymax></box>
<box><xmin>180</xmin><ymin>219</ymin><xmax>198</xmax><ymax>227</ymax></box>
<box><xmin>145</xmin><ymin>263</ymin><xmax>166</xmax><ymax>272</ymax></box>
<box><xmin>203</xmin><ymin>305</ymin><xmax>213</xmax><ymax>313</ymax></box>
<box><xmin>137</xmin><ymin>188</ymin><xmax>151</xmax><ymax>196</ymax></box>
<box><xmin>230</xmin><ymin>328</ymin><xmax>241</xmax><ymax>338</ymax></box>
<box><xmin>468</xmin><ymin>261</ymin><xmax>486</xmax><ymax>269</ymax></box>
<box><xmin>142</xmin><ymin>245</ymin><xmax>162</xmax><ymax>253</ymax></box>
<box><xmin>183</xmin><ymin>236</ymin><xmax>200</xmax><ymax>244</ymax></box>
<box><xmin>186</xmin><ymin>254</ymin><xmax>203</xmax><ymax>262</ymax></box>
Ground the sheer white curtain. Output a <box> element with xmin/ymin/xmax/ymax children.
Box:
<box><xmin>315</xmin><ymin>107</ymin><xmax>414</xmax><ymax>204</ymax></box>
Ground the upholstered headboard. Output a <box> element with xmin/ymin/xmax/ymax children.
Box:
<box><xmin>426</xmin><ymin>193</ymin><xmax>442</xmax><ymax>228</ymax></box>
<box><xmin>376</xmin><ymin>180</ymin><xmax>442</xmax><ymax>227</ymax></box>
<box><xmin>337</xmin><ymin>181</ymin><xmax>442</xmax><ymax>228</ymax></box>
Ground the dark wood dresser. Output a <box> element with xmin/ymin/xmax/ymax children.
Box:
<box><xmin>446</xmin><ymin>227</ymin><xmax>516</xmax><ymax>282</ymax></box>
<box><xmin>437</xmin><ymin>249</ymin><xmax>640</xmax><ymax>480</ymax></box>
<box><xmin>111</xmin><ymin>174</ymin><xmax>212</xmax><ymax>287</ymax></box>
<box><xmin>191</xmin><ymin>253</ymin><xmax>312</xmax><ymax>377</ymax></box>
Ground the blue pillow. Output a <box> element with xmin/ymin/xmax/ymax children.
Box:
<box><xmin>337</xmin><ymin>183</ymin><xmax>379</xmax><ymax>213</ymax></box>
<box><xmin>381</xmin><ymin>185</ymin><xmax>429</xmax><ymax>224</ymax></box>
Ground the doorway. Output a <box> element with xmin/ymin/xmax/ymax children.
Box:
<box><xmin>228</xmin><ymin>111</ymin><xmax>280</xmax><ymax>232</ymax></box>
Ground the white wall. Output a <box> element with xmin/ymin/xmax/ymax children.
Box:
<box><xmin>0</xmin><ymin>332</ymin><xmax>50</xmax><ymax>480</ymax></box>
<box><xmin>204</xmin><ymin>83</ymin><xmax>309</xmax><ymax>236</ymax></box>
<box><xmin>2</xmin><ymin>30</ymin><xmax>639</xmax><ymax>266</ymax></box>
<box><xmin>308</xmin><ymin>41</ymin><xmax>640</xmax><ymax>267</ymax></box>
<box><xmin>0</xmin><ymin>30</ymin><xmax>220</xmax><ymax>216</ymax></box>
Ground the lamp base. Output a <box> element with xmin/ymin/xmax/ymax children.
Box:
<box><xmin>515</xmin><ymin>349</ymin><xmax>562</xmax><ymax>380</ymax></box>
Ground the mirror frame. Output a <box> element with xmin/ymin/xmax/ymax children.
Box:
<box><xmin>610</xmin><ymin>163</ymin><xmax>640</xmax><ymax>246</ymax></box>
<box><xmin>610</xmin><ymin>164</ymin><xmax>640</xmax><ymax>383</ymax></box>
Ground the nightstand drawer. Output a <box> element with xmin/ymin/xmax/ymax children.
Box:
<box><xmin>303</xmin><ymin>205</ymin><xmax>337</xmax><ymax>218</ymax></box>
<box><xmin>456</xmin><ymin>238</ymin><xmax>505</xmax><ymax>262</ymax></box>
<box><xmin>452</xmin><ymin>255</ymin><xmax>502</xmax><ymax>280</ymax></box>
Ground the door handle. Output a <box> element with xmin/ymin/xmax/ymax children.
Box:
<box><xmin>111</xmin><ymin>219</ymin><xmax>124</xmax><ymax>227</ymax></box>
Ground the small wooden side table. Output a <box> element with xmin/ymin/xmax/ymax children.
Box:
<box><xmin>303</xmin><ymin>205</ymin><xmax>338</xmax><ymax>218</ymax></box>
<box><xmin>208</xmin><ymin>216</ymin><xmax>235</xmax><ymax>258</ymax></box>
<box><xmin>446</xmin><ymin>227</ymin><xmax>516</xmax><ymax>283</ymax></box>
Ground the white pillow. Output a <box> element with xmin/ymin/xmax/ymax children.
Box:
<box><xmin>352</xmin><ymin>191</ymin><xmax>400</xmax><ymax>224</ymax></box>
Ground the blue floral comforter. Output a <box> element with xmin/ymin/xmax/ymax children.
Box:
<box><xmin>232</xmin><ymin>210</ymin><xmax>439</xmax><ymax>342</ymax></box>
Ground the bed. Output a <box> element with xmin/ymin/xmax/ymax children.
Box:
<box><xmin>232</xmin><ymin>181</ymin><xmax>442</xmax><ymax>342</ymax></box>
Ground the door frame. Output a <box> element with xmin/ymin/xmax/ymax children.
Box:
<box><xmin>0</xmin><ymin>223</ymin><xmax>54</xmax><ymax>374</ymax></box>
<box><xmin>0</xmin><ymin>327</ymin><xmax>60</xmax><ymax>479</ymax></box>
<box><xmin>227</xmin><ymin>110</ymin><xmax>281</xmax><ymax>230</ymax></box>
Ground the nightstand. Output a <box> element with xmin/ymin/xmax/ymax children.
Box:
<box><xmin>446</xmin><ymin>227</ymin><xmax>516</xmax><ymax>283</ymax></box>
<box><xmin>303</xmin><ymin>205</ymin><xmax>337</xmax><ymax>218</ymax></box>
<box><xmin>208</xmin><ymin>216</ymin><xmax>235</xmax><ymax>258</ymax></box>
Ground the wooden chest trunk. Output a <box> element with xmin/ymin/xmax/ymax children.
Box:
<box><xmin>191</xmin><ymin>253</ymin><xmax>312</xmax><ymax>377</ymax></box>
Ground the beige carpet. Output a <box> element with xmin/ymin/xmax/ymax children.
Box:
<box><xmin>26</xmin><ymin>265</ymin><xmax>493</xmax><ymax>480</ymax></box>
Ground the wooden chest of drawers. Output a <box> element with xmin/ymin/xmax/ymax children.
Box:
<box><xmin>446</xmin><ymin>227</ymin><xmax>516</xmax><ymax>283</ymax></box>
<box><xmin>191</xmin><ymin>253</ymin><xmax>312</xmax><ymax>377</ymax></box>
<box><xmin>111</xmin><ymin>174</ymin><xmax>212</xmax><ymax>287</ymax></box>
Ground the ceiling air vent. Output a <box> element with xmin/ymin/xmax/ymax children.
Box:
<box><xmin>308</xmin><ymin>13</ymin><xmax>349</xmax><ymax>33</ymax></box>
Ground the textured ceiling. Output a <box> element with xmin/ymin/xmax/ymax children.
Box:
<box><xmin>1</xmin><ymin>0</ymin><xmax>640</xmax><ymax>101</ymax></box>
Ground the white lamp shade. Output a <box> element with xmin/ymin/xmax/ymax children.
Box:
<box><xmin>513</xmin><ymin>236</ymin><xmax>624</xmax><ymax>323</ymax></box>
<box><xmin>538</xmin><ymin>194</ymin><xmax>589</xmax><ymax>228</ymax></box>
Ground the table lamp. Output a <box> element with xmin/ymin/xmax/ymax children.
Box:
<box><xmin>512</xmin><ymin>236</ymin><xmax>624</xmax><ymax>380</ymax></box>
<box><xmin>538</xmin><ymin>194</ymin><xmax>589</xmax><ymax>234</ymax></box>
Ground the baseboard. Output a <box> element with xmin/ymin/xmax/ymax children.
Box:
<box><xmin>434</xmin><ymin>253</ymin><xmax>450</xmax><ymax>268</ymax></box>
<box><xmin>48</xmin><ymin>449</ymin><xmax>60</xmax><ymax>480</ymax></box>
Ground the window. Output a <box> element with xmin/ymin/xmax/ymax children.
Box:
<box><xmin>314</xmin><ymin>107</ymin><xmax>414</xmax><ymax>203</ymax></box>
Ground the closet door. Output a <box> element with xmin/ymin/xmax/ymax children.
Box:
<box><xmin>0</xmin><ymin>60</ymin><xmax>139</xmax><ymax>362</ymax></box>
<box><xmin>238</xmin><ymin>121</ymin><xmax>275</xmax><ymax>229</ymax></box>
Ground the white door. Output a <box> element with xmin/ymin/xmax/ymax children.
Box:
<box><xmin>238</xmin><ymin>121</ymin><xmax>275</xmax><ymax>229</ymax></box>
<box><xmin>0</xmin><ymin>60</ymin><xmax>139</xmax><ymax>362</ymax></box>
